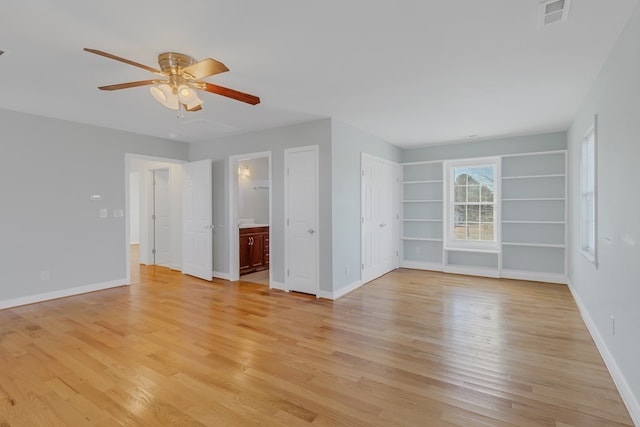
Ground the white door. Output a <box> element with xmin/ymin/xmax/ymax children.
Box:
<box><xmin>285</xmin><ymin>146</ymin><xmax>319</xmax><ymax>295</ymax></box>
<box><xmin>361</xmin><ymin>155</ymin><xmax>399</xmax><ymax>283</ymax></box>
<box><xmin>182</xmin><ymin>160</ymin><xmax>213</xmax><ymax>281</ymax></box>
<box><xmin>153</xmin><ymin>169</ymin><xmax>171</xmax><ymax>266</ymax></box>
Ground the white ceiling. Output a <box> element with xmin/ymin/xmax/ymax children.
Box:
<box><xmin>1</xmin><ymin>0</ymin><xmax>637</xmax><ymax>147</ymax></box>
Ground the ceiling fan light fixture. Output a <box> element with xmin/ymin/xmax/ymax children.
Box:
<box><xmin>150</xmin><ymin>84</ymin><xmax>179</xmax><ymax>110</ymax></box>
<box><xmin>185</xmin><ymin>94</ymin><xmax>203</xmax><ymax>110</ymax></box>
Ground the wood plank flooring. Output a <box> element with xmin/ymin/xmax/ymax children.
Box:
<box><xmin>0</xmin><ymin>261</ymin><xmax>633</xmax><ymax>425</ymax></box>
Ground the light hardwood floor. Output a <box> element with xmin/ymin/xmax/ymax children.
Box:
<box><xmin>0</xmin><ymin>257</ymin><xmax>633</xmax><ymax>426</ymax></box>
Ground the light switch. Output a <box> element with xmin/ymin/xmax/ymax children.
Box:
<box><xmin>100</xmin><ymin>209</ymin><xmax>108</xmax><ymax>218</ymax></box>
<box><xmin>113</xmin><ymin>209</ymin><xmax>124</xmax><ymax>218</ymax></box>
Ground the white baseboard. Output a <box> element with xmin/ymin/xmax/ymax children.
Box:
<box><xmin>399</xmin><ymin>261</ymin><xmax>444</xmax><ymax>271</ymax></box>
<box><xmin>0</xmin><ymin>279</ymin><xmax>128</xmax><ymax>310</ymax></box>
<box><xmin>170</xmin><ymin>264</ymin><xmax>182</xmax><ymax>271</ymax></box>
<box><xmin>567</xmin><ymin>280</ymin><xmax>640</xmax><ymax>426</ymax></box>
<box><xmin>443</xmin><ymin>265</ymin><xmax>500</xmax><ymax>278</ymax></box>
<box><xmin>269</xmin><ymin>280</ymin><xmax>287</xmax><ymax>292</ymax></box>
<box><xmin>317</xmin><ymin>279</ymin><xmax>363</xmax><ymax>300</ymax></box>
<box><xmin>501</xmin><ymin>269</ymin><xmax>567</xmax><ymax>284</ymax></box>
<box><xmin>212</xmin><ymin>271</ymin><xmax>230</xmax><ymax>281</ymax></box>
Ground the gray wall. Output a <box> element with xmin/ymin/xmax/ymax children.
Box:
<box><xmin>0</xmin><ymin>109</ymin><xmax>188</xmax><ymax>302</ymax></box>
<box><xmin>567</xmin><ymin>1</ymin><xmax>640</xmax><ymax>416</ymax></box>
<box><xmin>331</xmin><ymin>120</ymin><xmax>402</xmax><ymax>292</ymax></box>
<box><xmin>188</xmin><ymin>119</ymin><xmax>332</xmax><ymax>289</ymax></box>
<box><xmin>401</xmin><ymin>132</ymin><xmax>567</xmax><ymax>162</ymax></box>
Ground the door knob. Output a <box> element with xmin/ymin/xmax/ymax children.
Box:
<box><xmin>308</xmin><ymin>229</ymin><xmax>315</xmax><ymax>235</ymax></box>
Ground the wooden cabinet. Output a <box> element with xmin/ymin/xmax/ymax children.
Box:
<box><xmin>239</xmin><ymin>226</ymin><xmax>269</xmax><ymax>275</ymax></box>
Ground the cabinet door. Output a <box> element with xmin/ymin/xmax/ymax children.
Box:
<box><xmin>250</xmin><ymin>234</ymin><xmax>264</xmax><ymax>269</ymax></box>
<box><xmin>239</xmin><ymin>234</ymin><xmax>252</xmax><ymax>273</ymax></box>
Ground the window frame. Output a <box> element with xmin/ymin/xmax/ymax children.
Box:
<box><xmin>444</xmin><ymin>157</ymin><xmax>500</xmax><ymax>251</ymax></box>
<box><xmin>580</xmin><ymin>116</ymin><xmax>597</xmax><ymax>265</ymax></box>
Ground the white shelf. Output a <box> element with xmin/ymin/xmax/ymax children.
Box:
<box><xmin>502</xmin><ymin>220</ymin><xmax>565</xmax><ymax>224</ymax></box>
<box><xmin>502</xmin><ymin>198</ymin><xmax>565</xmax><ymax>202</ymax></box>
<box><xmin>401</xmin><ymin>180</ymin><xmax>443</xmax><ymax>184</ymax></box>
<box><xmin>402</xmin><ymin>219</ymin><xmax>443</xmax><ymax>222</ymax></box>
<box><xmin>444</xmin><ymin>247</ymin><xmax>500</xmax><ymax>254</ymax></box>
<box><xmin>502</xmin><ymin>174</ymin><xmax>565</xmax><ymax>180</ymax></box>
<box><xmin>402</xmin><ymin>199</ymin><xmax>442</xmax><ymax>203</ymax></box>
<box><xmin>402</xmin><ymin>237</ymin><xmax>443</xmax><ymax>242</ymax></box>
<box><xmin>502</xmin><ymin>242</ymin><xmax>565</xmax><ymax>248</ymax></box>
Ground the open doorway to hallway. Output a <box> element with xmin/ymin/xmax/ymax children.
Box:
<box><xmin>125</xmin><ymin>154</ymin><xmax>185</xmax><ymax>285</ymax></box>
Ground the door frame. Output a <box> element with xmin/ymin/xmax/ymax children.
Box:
<box><xmin>151</xmin><ymin>167</ymin><xmax>171</xmax><ymax>266</ymax></box>
<box><xmin>228</xmin><ymin>151</ymin><xmax>272</xmax><ymax>283</ymax></box>
<box><xmin>284</xmin><ymin>145</ymin><xmax>319</xmax><ymax>295</ymax></box>
<box><xmin>124</xmin><ymin>153</ymin><xmax>186</xmax><ymax>285</ymax></box>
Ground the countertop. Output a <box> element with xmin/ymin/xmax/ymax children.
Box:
<box><xmin>239</xmin><ymin>224</ymin><xmax>269</xmax><ymax>229</ymax></box>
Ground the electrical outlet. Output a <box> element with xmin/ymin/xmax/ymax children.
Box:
<box><xmin>100</xmin><ymin>208</ymin><xmax>108</xmax><ymax>218</ymax></box>
<box><xmin>40</xmin><ymin>270</ymin><xmax>49</xmax><ymax>281</ymax></box>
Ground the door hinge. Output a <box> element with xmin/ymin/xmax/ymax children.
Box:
<box><xmin>152</xmin><ymin>249</ymin><xmax>156</xmax><ymax>254</ymax></box>
<box><xmin>152</xmin><ymin>214</ymin><xmax>156</xmax><ymax>220</ymax></box>
<box><xmin>361</xmin><ymin>264</ymin><xmax>364</xmax><ymax>270</ymax></box>
<box><xmin>287</xmin><ymin>168</ymin><xmax>290</xmax><ymax>176</ymax></box>
<box><xmin>361</xmin><ymin>217</ymin><xmax>364</xmax><ymax>224</ymax></box>
<box><xmin>287</xmin><ymin>218</ymin><xmax>290</xmax><ymax>226</ymax></box>
<box><xmin>361</xmin><ymin>170</ymin><xmax>365</xmax><ymax>177</ymax></box>
<box><xmin>287</xmin><ymin>269</ymin><xmax>290</xmax><ymax>277</ymax></box>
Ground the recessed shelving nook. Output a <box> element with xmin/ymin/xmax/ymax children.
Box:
<box><xmin>400</xmin><ymin>150</ymin><xmax>567</xmax><ymax>283</ymax></box>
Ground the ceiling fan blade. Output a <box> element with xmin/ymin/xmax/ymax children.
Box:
<box><xmin>84</xmin><ymin>48</ymin><xmax>164</xmax><ymax>76</ymax></box>
<box><xmin>185</xmin><ymin>104</ymin><xmax>203</xmax><ymax>112</ymax></box>
<box><xmin>182</xmin><ymin>58</ymin><xmax>229</xmax><ymax>80</ymax></box>
<box><xmin>97</xmin><ymin>80</ymin><xmax>163</xmax><ymax>91</ymax></box>
<box><xmin>202</xmin><ymin>82</ymin><xmax>261</xmax><ymax>105</ymax></box>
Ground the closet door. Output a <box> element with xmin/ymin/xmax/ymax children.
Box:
<box><xmin>361</xmin><ymin>154</ymin><xmax>399</xmax><ymax>284</ymax></box>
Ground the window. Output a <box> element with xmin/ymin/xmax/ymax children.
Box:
<box><xmin>581</xmin><ymin>118</ymin><xmax>597</xmax><ymax>264</ymax></box>
<box><xmin>446</xmin><ymin>159</ymin><xmax>499</xmax><ymax>249</ymax></box>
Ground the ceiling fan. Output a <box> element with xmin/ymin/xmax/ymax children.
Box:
<box><xmin>84</xmin><ymin>48</ymin><xmax>260</xmax><ymax>114</ymax></box>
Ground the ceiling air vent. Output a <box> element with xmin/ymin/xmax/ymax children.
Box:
<box><xmin>539</xmin><ymin>0</ymin><xmax>571</xmax><ymax>27</ymax></box>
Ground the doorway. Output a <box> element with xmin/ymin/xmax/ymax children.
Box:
<box><xmin>125</xmin><ymin>154</ymin><xmax>185</xmax><ymax>285</ymax></box>
<box><xmin>229</xmin><ymin>152</ymin><xmax>272</xmax><ymax>285</ymax></box>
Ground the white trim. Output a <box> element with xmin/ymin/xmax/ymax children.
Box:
<box><xmin>444</xmin><ymin>247</ymin><xmax>500</xmax><ymax>254</ymax></box>
<box><xmin>228</xmin><ymin>151</ymin><xmax>272</xmax><ymax>283</ymax></box>
<box><xmin>500</xmin><ymin>149</ymin><xmax>568</xmax><ymax>158</ymax></box>
<box><xmin>170</xmin><ymin>263</ymin><xmax>182</xmax><ymax>271</ymax></box>
<box><xmin>399</xmin><ymin>261</ymin><xmax>444</xmax><ymax>271</ymax></box>
<box><xmin>269</xmin><ymin>280</ymin><xmax>287</xmax><ymax>292</ymax></box>
<box><xmin>501</xmin><ymin>269</ymin><xmax>567</xmax><ymax>284</ymax></box>
<box><xmin>502</xmin><ymin>174</ymin><xmax>565</xmax><ymax>180</ymax></box>
<box><xmin>567</xmin><ymin>281</ymin><xmax>640</xmax><ymax>426</ymax></box>
<box><xmin>443</xmin><ymin>265</ymin><xmax>500</xmax><ymax>278</ymax></box>
<box><xmin>401</xmin><ymin>159</ymin><xmax>444</xmax><ymax>166</ymax></box>
<box><xmin>317</xmin><ymin>280</ymin><xmax>364</xmax><ymax>300</ymax></box>
<box><xmin>213</xmin><ymin>271</ymin><xmax>231</xmax><ymax>281</ymax></box>
<box><xmin>0</xmin><ymin>279</ymin><xmax>127</xmax><ymax>310</ymax></box>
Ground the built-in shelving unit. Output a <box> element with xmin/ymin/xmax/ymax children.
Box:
<box><xmin>400</xmin><ymin>161</ymin><xmax>444</xmax><ymax>268</ymax></box>
<box><xmin>399</xmin><ymin>150</ymin><xmax>567</xmax><ymax>284</ymax></box>
<box><xmin>501</xmin><ymin>150</ymin><xmax>567</xmax><ymax>283</ymax></box>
